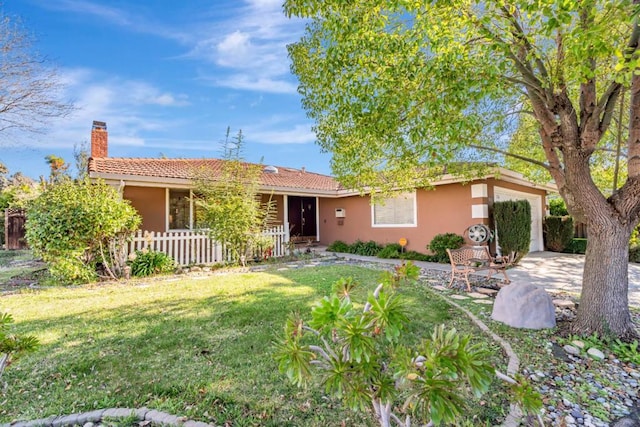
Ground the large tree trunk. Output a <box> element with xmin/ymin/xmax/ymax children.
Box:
<box><xmin>572</xmin><ymin>218</ymin><xmax>637</xmax><ymax>339</ymax></box>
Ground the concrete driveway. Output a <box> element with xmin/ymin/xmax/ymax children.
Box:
<box><xmin>322</xmin><ymin>248</ymin><xmax>640</xmax><ymax>306</ymax></box>
<box><xmin>508</xmin><ymin>251</ymin><xmax>640</xmax><ymax>306</ymax></box>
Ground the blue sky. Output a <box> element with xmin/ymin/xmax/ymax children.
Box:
<box><xmin>1</xmin><ymin>0</ymin><xmax>332</xmax><ymax>179</ymax></box>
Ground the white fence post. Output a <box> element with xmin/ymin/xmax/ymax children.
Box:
<box><xmin>127</xmin><ymin>226</ymin><xmax>288</xmax><ymax>267</ymax></box>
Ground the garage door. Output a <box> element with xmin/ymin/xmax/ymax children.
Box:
<box><xmin>493</xmin><ymin>187</ymin><xmax>544</xmax><ymax>252</ymax></box>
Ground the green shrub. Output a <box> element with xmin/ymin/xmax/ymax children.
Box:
<box><xmin>631</xmin><ymin>226</ymin><xmax>640</xmax><ymax>247</ymax></box>
<box><xmin>630</xmin><ymin>246</ymin><xmax>640</xmax><ymax>263</ymax></box>
<box><xmin>48</xmin><ymin>255</ymin><xmax>97</xmax><ymax>284</ymax></box>
<box><xmin>25</xmin><ymin>179</ymin><xmax>140</xmax><ymax>284</ymax></box>
<box><xmin>544</xmin><ymin>216</ymin><xmax>574</xmax><ymax>252</ymax></box>
<box><xmin>612</xmin><ymin>339</ymin><xmax>640</xmax><ymax>364</ymax></box>
<box><xmin>548</xmin><ymin>198</ymin><xmax>568</xmax><ymax>216</ymax></box>
<box><xmin>428</xmin><ymin>233</ymin><xmax>465</xmax><ymax>263</ymax></box>
<box><xmin>129</xmin><ymin>250</ymin><xmax>175</xmax><ymax>277</ymax></box>
<box><xmin>494</xmin><ymin>200</ymin><xmax>531</xmax><ymax>263</ymax></box>
<box><xmin>348</xmin><ymin>240</ymin><xmax>382</xmax><ymax>256</ymax></box>
<box><xmin>327</xmin><ymin>240</ymin><xmax>350</xmax><ymax>253</ymax></box>
<box><xmin>564</xmin><ymin>238</ymin><xmax>587</xmax><ymax>254</ymax></box>
<box><xmin>377</xmin><ymin>243</ymin><xmax>402</xmax><ymax>259</ymax></box>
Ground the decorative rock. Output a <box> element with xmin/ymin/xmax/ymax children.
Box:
<box><xmin>103</xmin><ymin>408</ymin><xmax>137</xmax><ymax>419</ymax></box>
<box><xmin>587</xmin><ymin>347</ymin><xmax>606</xmax><ymax>361</ymax></box>
<box><xmin>475</xmin><ymin>287</ymin><xmax>498</xmax><ymax>296</ymax></box>
<box><xmin>553</xmin><ymin>299</ymin><xmax>576</xmax><ymax>309</ymax></box>
<box><xmin>52</xmin><ymin>414</ymin><xmax>80</xmax><ymax>427</ymax></box>
<box><xmin>77</xmin><ymin>410</ymin><xmax>105</xmax><ymax>424</ymax></box>
<box><xmin>473</xmin><ymin>299</ymin><xmax>494</xmax><ymax>305</ymax></box>
<box><xmin>611</xmin><ymin>418</ymin><xmax>640</xmax><ymax>426</ymax></box>
<box><xmin>450</xmin><ymin>294</ymin><xmax>469</xmax><ymax>300</ymax></box>
<box><xmin>491</xmin><ymin>282</ymin><xmax>556</xmax><ymax>329</ymax></box>
<box><xmin>564</xmin><ymin>345</ymin><xmax>581</xmax><ymax>356</ymax></box>
<box><xmin>432</xmin><ymin>285</ymin><xmax>448</xmax><ymax>291</ymax></box>
<box><xmin>184</xmin><ymin>422</ymin><xmax>213</xmax><ymax>427</ymax></box>
<box><xmin>572</xmin><ymin>340</ymin><xmax>586</xmax><ymax>349</ymax></box>
<box><xmin>467</xmin><ymin>292</ymin><xmax>489</xmax><ymax>299</ymax></box>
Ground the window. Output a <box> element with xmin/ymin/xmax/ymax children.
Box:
<box><xmin>169</xmin><ymin>189</ymin><xmax>191</xmax><ymax>230</ymax></box>
<box><xmin>372</xmin><ymin>191</ymin><xmax>417</xmax><ymax>227</ymax></box>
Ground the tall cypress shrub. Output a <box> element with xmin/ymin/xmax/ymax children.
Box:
<box><xmin>493</xmin><ymin>200</ymin><xmax>531</xmax><ymax>263</ymax></box>
<box><xmin>544</xmin><ymin>216</ymin><xmax>574</xmax><ymax>252</ymax></box>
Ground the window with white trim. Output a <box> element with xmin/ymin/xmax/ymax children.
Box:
<box><xmin>372</xmin><ymin>191</ymin><xmax>417</xmax><ymax>227</ymax></box>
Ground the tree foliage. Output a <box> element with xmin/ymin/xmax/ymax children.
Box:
<box><xmin>25</xmin><ymin>179</ymin><xmax>140</xmax><ymax>284</ymax></box>
<box><xmin>285</xmin><ymin>0</ymin><xmax>640</xmax><ymax>338</ymax></box>
<box><xmin>44</xmin><ymin>154</ymin><xmax>69</xmax><ymax>185</ymax></box>
<box><xmin>194</xmin><ymin>129</ymin><xmax>275</xmax><ymax>265</ymax></box>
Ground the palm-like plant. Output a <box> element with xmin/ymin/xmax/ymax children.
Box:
<box><xmin>0</xmin><ymin>312</ymin><xmax>39</xmax><ymax>380</ymax></box>
<box><xmin>274</xmin><ymin>262</ymin><xmax>542</xmax><ymax>426</ymax></box>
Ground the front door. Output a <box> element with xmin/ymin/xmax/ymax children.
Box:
<box><xmin>288</xmin><ymin>196</ymin><xmax>317</xmax><ymax>240</ymax></box>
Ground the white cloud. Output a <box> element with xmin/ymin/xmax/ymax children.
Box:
<box><xmin>17</xmin><ymin>68</ymin><xmax>190</xmax><ymax>150</ymax></box>
<box><xmin>35</xmin><ymin>0</ymin><xmax>190</xmax><ymax>43</ymax></box>
<box><xmin>216</xmin><ymin>31</ymin><xmax>252</xmax><ymax>66</ymax></box>
<box><xmin>188</xmin><ymin>1</ymin><xmax>305</xmax><ymax>93</ymax></box>
<box><xmin>246</xmin><ymin>123</ymin><xmax>315</xmax><ymax>145</ymax></box>
<box><xmin>214</xmin><ymin>75</ymin><xmax>297</xmax><ymax>94</ymax></box>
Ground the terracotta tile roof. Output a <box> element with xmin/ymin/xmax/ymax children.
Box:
<box><xmin>88</xmin><ymin>157</ymin><xmax>343</xmax><ymax>192</ymax></box>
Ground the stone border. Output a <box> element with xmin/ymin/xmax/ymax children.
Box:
<box><xmin>1</xmin><ymin>407</ymin><xmax>213</xmax><ymax>427</ymax></box>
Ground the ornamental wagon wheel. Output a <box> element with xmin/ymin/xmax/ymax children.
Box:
<box><xmin>467</xmin><ymin>224</ymin><xmax>491</xmax><ymax>244</ymax></box>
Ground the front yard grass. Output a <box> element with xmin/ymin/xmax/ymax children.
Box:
<box><xmin>1</xmin><ymin>264</ymin><xmax>510</xmax><ymax>426</ymax></box>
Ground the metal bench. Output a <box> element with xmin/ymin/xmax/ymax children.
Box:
<box><xmin>446</xmin><ymin>246</ymin><xmax>512</xmax><ymax>292</ymax></box>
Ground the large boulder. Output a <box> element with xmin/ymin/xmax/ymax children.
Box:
<box><xmin>491</xmin><ymin>282</ymin><xmax>556</xmax><ymax>329</ymax></box>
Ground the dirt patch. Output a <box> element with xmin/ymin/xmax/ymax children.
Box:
<box><xmin>0</xmin><ymin>251</ymin><xmax>48</xmax><ymax>293</ymax></box>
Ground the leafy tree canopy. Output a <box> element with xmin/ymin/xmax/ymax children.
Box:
<box><xmin>285</xmin><ymin>0</ymin><xmax>640</xmax><ymax>338</ymax></box>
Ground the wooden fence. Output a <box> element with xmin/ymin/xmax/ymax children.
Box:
<box><xmin>4</xmin><ymin>208</ymin><xmax>27</xmax><ymax>250</ymax></box>
<box><xmin>127</xmin><ymin>224</ymin><xmax>289</xmax><ymax>266</ymax></box>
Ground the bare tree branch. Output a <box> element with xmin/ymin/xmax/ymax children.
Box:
<box><xmin>0</xmin><ymin>12</ymin><xmax>74</xmax><ymax>136</ymax></box>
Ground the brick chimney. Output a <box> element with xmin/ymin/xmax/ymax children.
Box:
<box><xmin>91</xmin><ymin>120</ymin><xmax>108</xmax><ymax>158</ymax></box>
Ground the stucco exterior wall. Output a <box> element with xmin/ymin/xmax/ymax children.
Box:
<box><xmin>123</xmin><ymin>187</ymin><xmax>286</xmax><ymax>233</ymax></box>
<box><xmin>123</xmin><ymin>186</ymin><xmax>166</xmax><ymax>232</ymax></box>
<box><xmin>319</xmin><ymin>179</ymin><xmax>548</xmax><ymax>252</ymax></box>
<box><xmin>319</xmin><ymin>184</ymin><xmax>482</xmax><ymax>252</ymax></box>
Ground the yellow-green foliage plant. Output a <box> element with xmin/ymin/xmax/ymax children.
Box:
<box><xmin>25</xmin><ymin>178</ymin><xmax>140</xmax><ymax>284</ymax></box>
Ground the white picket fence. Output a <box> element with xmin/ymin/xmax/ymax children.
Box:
<box><xmin>127</xmin><ymin>224</ymin><xmax>290</xmax><ymax>266</ymax></box>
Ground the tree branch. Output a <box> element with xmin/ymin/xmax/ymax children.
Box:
<box><xmin>468</xmin><ymin>144</ymin><xmax>550</xmax><ymax>169</ymax></box>
<box><xmin>363</xmin><ymin>283</ymin><xmax>384</xmax><ymax>313</ymax></box>
<box><xmin>309</xmin><ymin>345</ymin><xmax>332</xmax><ymax>363</ymax></box>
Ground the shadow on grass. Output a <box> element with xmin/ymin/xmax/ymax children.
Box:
<box><xmin>1</xmin><ymin>265</ymin><xmax>506</xmax><ymax>427</ymax></box>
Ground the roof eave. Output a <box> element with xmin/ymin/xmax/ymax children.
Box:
<box><xmin>90</xmin><ymin>171</ymin><xmax>343</xmax><ymax>196</ymax></box>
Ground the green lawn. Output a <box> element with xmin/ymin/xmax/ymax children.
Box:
<box><xmin>0</xmin><ymin>264</ymin><xmax>510</xmax><ymax>426</ymax></box>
